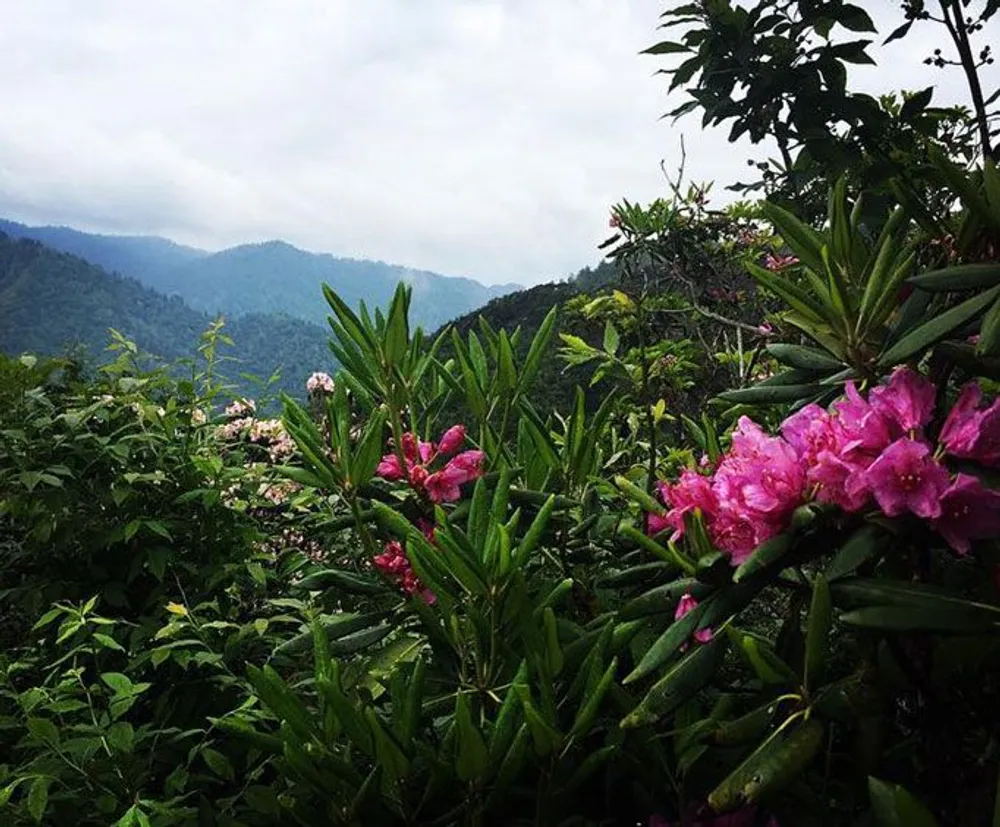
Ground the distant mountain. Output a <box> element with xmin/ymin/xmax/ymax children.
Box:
<box><xmin>0</xmin><ymin>233</ymin><xmax>332</xmax><ymax>399</ymax></box>
<box><xmin>0</xmin><ymin>219</ymin><xmax>521</xmax><ymax>331</ymax></box>
<box><xmin>0</xmin><ymin>219</ymin><xmax>207</xmax><ymax>282</ymax></box>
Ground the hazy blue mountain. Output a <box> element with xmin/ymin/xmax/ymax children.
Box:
<box><xmin>0</xmin><ymin>232</ymin><xmax>331</xmax><ymax>398</ymax></box>
<box><xmin>0</xmin><ymin>218</ymin><xmax>208</xmax><ymax>281</ymax></box>
<box><xmin>0</xmin><ymin>219</ymin><xmax>521</xmax><ymax>331</ymax></box>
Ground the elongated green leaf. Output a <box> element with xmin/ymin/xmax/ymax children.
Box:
<box><xmin>747</xmin><ymin>264</ymin><xmax>829</xmax><ymax>325</ymax></box>
<box><xmin>455</xmin><ymin>692</ymin><xmax>489</xmax><ymax>782</ymax></box>
<box><xmin>805</xmin><ymin>575</ymin><xmax>832</xmax><ymax>691</ymax></box>
<box><xmin>624</xmin><ymin>599</ymin><xmax>706</xmax><ymax>684</ymax></box>
<box><xmin>825</xmin><ymin>524</ymin><xmax>885</xmax><ymax>581</ymax></box>
<box><xmin>868</xmin><ymin>776</ymin><xmax>940</xmax><ymax>827</ymax></box>
<box><xmin>763</xmin><ymin>201</ymin><xmax>828</xmax><ymax>274</ymax></box>
<box><xmin>717</xmin><ymin>384</ymin><xmax>822</xmax><ymax>405</ymax></box>
<box><xmin>708</xmin><ymin>716</ymin><xmax>824</xmax><ymax>812</ymax></box>
<box><xmin>733</xmin><ymin>534</ymin><xmax>793</xmax><ymax>582</ymax></box>
<box><xmin>766</xmin><ymin>344</ymin><xmax>844</xmax><ymax>371</ymax></box>
<box><xmin>978</xmin><ymin>294</ymin><xmax>1000</xmax><ymax>357</ymax></box>
<box><xmin>621</xmin><ymin>636</ymin><xmax>725</xmax><ymax>728</ymax></box>
<box><xmin>879</xmin><ymin>284</ymin><xmax>1000</xmax><ymax>367</ymax></box>
<box><xmin>908</xmin><ymin>263</ymin><xmax>1000</xmax><ymax>292</ymax></box>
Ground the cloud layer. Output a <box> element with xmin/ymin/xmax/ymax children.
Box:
<box><xmin>0</xmin><ymin>1</ymin><xmax>995</xmax><ymax>284</ymax></box>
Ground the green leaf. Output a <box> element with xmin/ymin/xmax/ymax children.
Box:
<box><xmin>107</xmin><ymin>721</ymin><xmax>135</xmax><ymax>753</ymax></box>
<box><xmin>978</xmin><ymin>294</ymin><xmax>1000</xmax><ymax>357</ymax></box>
<box><xmin>27</xmin><ymin>776</ymin><xmax>49</xmax><ymax>823</ymax></box>
<box><xmin>766</xmin><ymin>344</ymin><xmax>844</xmax><ymax>371</ymax></box>
<box><xmin>708</xmin><ymin>717</ymin><xmax>824</xmax><ymax>812</ymax></box>
<box><xmin>624</xmin><ymin>599</ymin><xmax>707</xmax><ymax>684</ymax></box>
<box><xmin>839</xmin><ymin>606</ymin><xmax>996</xmax><ymax>634</ymax></box>
<box><xmin>621</xmin><ymin>637</ymin><xmax>726</xmax><ymax>728</ymax></box>
<box><xmin>733</xmin><ymin>534</ymin><xmax>793</xmax><ymax>583</ymax></box>
<box><xmin>642</xmin><ymin>40</ymin><xmax>690</xmax><ymax>54</ymax></box>
<box><xmin>202</xmin><ymin>747</ymin><xmax>235</xmax><ymax>781</ymax></box>
<box><xmin>804</xmin><ymin>575</ymin><xmax>832</xmax><ymax>691</ymax></box>
<box><xmin>294</xmin><ymin>569</ymin><xmax>386</xmax><ymax>595</ymax></box>
<box><xmin>518</xmin><ymin>307</ymin><xmax>557</xmax><ymax>394</ymax></box>
<box><xmin>762</xmin><ymin>200</ymin><xmax>827</xmax><ymax>275</ymax></box>
<box><xmin>868</xmin><ymin>776</ymin><xmax>939</xmax><ymax>827</ymax></box>
<box><xmin>825</xmin><ymin>524</ymin><xmax>885</xmax><ymax>581</ymax></box>
<box><xmin>570</xmin><ymin>657</ymin><xmax>617</xmax><ymax>738</ymax></box>
<box><xmin>908</xmin><ymin>264</ymin><xmax>1000</xmax><ymax>292</ymax></box>
<box><xmin>879</xmin><ymin>285</ymin><xmax>1000</xmax><ymax>367</ymax></box>
<box><xmin>603</xmin><ymin>321</ymin><xmax>620</xmax><ymax>356</ymax></box>
<box><xmin>717</xmin><ymin>384</ymin><xmax>822</xmax><ymax>405</ymax></box>
<box><xmin>455</xmin><ymin>692</ymin><xmax>489</xmax><ymax>783</ymax></box>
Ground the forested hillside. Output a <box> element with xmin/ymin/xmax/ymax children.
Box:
<box><xmin>0</xmin><ymin>233</ymin><xmax>330</xmax><ymax>397</ymax></box>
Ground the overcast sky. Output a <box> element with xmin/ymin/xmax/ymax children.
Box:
<box><xmin>0</xmin><ymin>1</ymin><xmax>996</xmax><ymax>286</ymax></box>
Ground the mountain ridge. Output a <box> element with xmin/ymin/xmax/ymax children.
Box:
<box><xmin>0</xmin><ymin>218</ymin><xmax>523</xmax><ymax>331</ymax></box>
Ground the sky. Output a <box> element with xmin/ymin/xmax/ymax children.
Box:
<box><xmin>0</xmin><ymin>1</ymin><xmax>996</xmax><ymax>286</ymax></box>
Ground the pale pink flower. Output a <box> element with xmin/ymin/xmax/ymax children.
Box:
<box><xmin>864</xmin><ymin>438</ymin><xmax>950</xmax><ymax>519</ymax></box>
<box><xmin>225</xmin><ymin>398</ymin><xmax>256</xmax><ymax>418</ymax></box>
<box><xmin>306</xmin><ymin>372</ymin><xmax>335</xmax><ymax>394</ymax></box>
<box><xmin>931</xmin><ymin>473</ymin><xmax>1000</xmax><ymax>554</ymax></box>
<box><xmin>763</xmin><ymin>252</ymin><xmax>799</xmax><ymax>271</ymax></box>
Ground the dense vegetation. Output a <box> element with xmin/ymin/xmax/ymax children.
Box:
<box><xmin>2</xmin><ymin>2</ymin><xmax>1000</xmax><ymax>826</ymax></box>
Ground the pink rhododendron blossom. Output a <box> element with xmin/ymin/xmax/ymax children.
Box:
<box><xmin>939</xmin><ymin>382</ymin><xmax>1000</xmax><ymax>465</ymax></box>
<box><xmin>714</xmin><ymin>417</ymin><xmax>805</xmax><ymax>526</ymax></box>
<box><xmin>810</xmin><ymin>450</ymin><xmax>872</xmax><ymax>512</ymax></box>
<box><xmin>869</xmin><ymin>366</ymin><xmax>936</xmax><ymax>435</ymax></box>
<box><xmin>864</xmin><ymin>438</ymin><xmax>950</xmax><ymax>519</ymax></box>
<box><xmin>376</xmin><ymin>427</ymin><xmax>484</xmax><ymax>503</ymax></box>
<box><xmin>305</xmin><ymin>372</ymin><xmax>335</xmax><ymax>394</ymax></box>
<box><xmin>437</xmin><ymin>424</ymin><xmax>467</xmax><ymax>456</ymax></box>
<box><xmin>373</xmin><ymin>540</ymin><xmax>435</xmax><ymax>603</ymax></box>
<box><xmin>931</xmin><ymin>473</ymin><xmax>1000</xmax><ymax>554</ymax></box>
<box><xmin>675</xmin><ymin>593</ymin><xmax>713</xmax><ymax>644</ymax></box>
<box><xmin>710</xmin><ymin>510</ymin><xmax>781</xmax><ymax>566</ymax></box>
<box><xmin>830</xmin><ymin>381</ymin><xmax>893</xmax><ymax>457</ymax></box>
<box><xmin>661</xmin><ymin>470</ymin><xmax>717</xmax><ymax>541</ymax></box>
<box><xmin>647</xmin><ymin>481</ymin><xmax>673</xmax><ymax>536</ymax></box>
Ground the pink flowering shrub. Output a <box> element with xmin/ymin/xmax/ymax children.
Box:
<box><xmin>376</xmin><ymin>424</ymin><xmax>485</xmax><ymax>503</ymax></box>
<box><xmin>650</xmin><ymin>367</ymin><xmax>1000</xmax><ymax>560</ymax></box>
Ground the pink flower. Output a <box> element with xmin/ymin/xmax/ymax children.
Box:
<box><xmin>931</xmin><ymin>473</ymin><xmax>1000</xmax><ymax>554</ymax></box>
<box><xmin>437</xmin><ymin>424</ymin><xmax>467</xmax><ymax>456</ymax></box>
<box><xmin>647</xmin><ymin>481</ymin><xmax>673</xmax><ymax>537</ymax></box>
<box><xmin>424</xmin><ymin>464</ymin><xmax>465</xmax><ymax>503</ymax></box>
<box><xmin>376</xmin><ymin>454</ymin><xmax>406</xmax><ymax>481</ymax></box>
<box><xmin>444</xmin><ymin>450</ymin><xmax>485</xmax><ymax>482</ymax></box>
<box><xmin>305</xmin><ymin>372</ymin><xmax>335</xmax><ymax>394</ymax></box>
<box><xmin>864</xmin><ymin>438</ymin><xmax>950</xmax><ymax>519</ymax></box>
<box><xmin>661</xmin><ymin>469</ymin><xmax>717</xmax><ymax>541</ymax></box>
<box><xmin>763</xmin><ymin>252</ymin><xmax>798</xmax><ymax>271</ymax></box>
<box><xmin>710</xmin><ymin>510</ymin><xmax>781</xmax><ymax>566</ymax></box>
<box><xmin>810</xmin><ymin>450</ymin><xmax>872</xmax><ymax>512</ymax></box>
<box><xmin>869</xmin><ymin>366</ymin><xmax>936</xmax><ymax>435</ymax></box>
<box><xmin>373</xmin><ymin>540</ymin><xmax>435</xmax><ymax>603</ymax></box>
<box><xmin>715</xmin><ymin>417</ymin><xmax>805</xmax><ymax>526</ymax></box>
<box><xmin>939</xmin><ymin>382</ymin><xmax>1000</xmax><ymax>465</ymax></box>
<box><xmin>675</xmin><ymin>593</ymin><xmax>713</xmax><ymax>644</ymax></box>
<box><xmin>224</xmin><ymin>398</ymin><xmax>256</xmax><ymax>418</ymax></box>
<box><xmin>830</xmin><ymin>381</ymin><xmax>893</xmax><ymax>458</ymax></box>
<box><xmin>782</xmin><ymin>404</ymin><xmax>837</xmax><ymax>465</ymax></box>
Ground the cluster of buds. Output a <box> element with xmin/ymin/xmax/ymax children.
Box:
<box><xmin>376</xmin><ymin>425</ymin><xmax>484</xmax><ymax>503</ymax></box>
<box><xmin>306</xmin><ymin>372</ymin><xmax>335</xmax><ymax>394</ymax></box>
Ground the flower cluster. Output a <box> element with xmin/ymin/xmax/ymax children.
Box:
<box><xmin>373</xmin><ymin>540</ymin><xmax>435</xmax><ymax>603</ymax></box>
<box><xmin>650</xmin><ymin>368</ymin><xmax>1000</xmax><ymax>560</ymax></box>
<box><xmin>306</xmin><ymin>371</ymin><xmax>335</xmax><ymax>394</ymax></box>
<box><xmin>249</xmin><ymin>418</ymin><xmax>295</xmax><ymax>462</ymax></box>
<box><xmin>225</xmin><ymin>398</ymin><xmax>256</xmax><ymax>418</ymax></box>
<box><xmin>762</xmin><ymin>252</ymin><xmax>799</xmax><ymax>271</ymax></box>
<box><xmin>376</xmin><ymin>424</ymin><xmax>484</xmax><ymax>503</ymax></box>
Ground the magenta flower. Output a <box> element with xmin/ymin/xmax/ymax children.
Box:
<box><xmin>810</xmin><ymin>450</ymin><xmax>872</xmax><ymax>512</ymax></box>
<box><xmin>661</xmin><ymin>470</ymin><xmax>717</xmax><ymax>541</ymax></box>
<box><xmin>939</xmin><ymin>382</ymin><xmax>1000</xmax><ymax>466</ymax></box>
<box><xmin>931</xmin><ymin>473</ymin><xmax>1000</xmax><ymax>554</ymax></box>
<box><xmin>376</xmin><ymin>426</ymin><xmax>484</xmax><ymax>502</ymax></box>
<box><xmin>830</xmin><ymin>381</ymin><xmax>893</xmax><ymax>458</ymax></box>
<box><xmin>675</xmin><ymin>593</ymin><xmax>713</xmax><ymax>644</ymax></box>
<box><xmin>869</xmin><ymin>366</ymin><xmax>936</xmax><ymax>435</ymax></box>
<box><xmin>373</xmin><ymin>540</ymin><xmax>434</xmax><ymax>603</ymax></box>
<box><xmin>864</xmin><ymin>438</ymin><xmax>950</xmax><ymax>519</ymax></box>
<box><xmin>710</xmin><ymin>510</ymin><xmax>781</xmax><ymax>566</ymax></box>
<box><xmin>647</xmin><ymin>481</ymin><xmax>673</xmax><ymax>537</ymax></box>
<box><xmin>715</xmin><ymin>417</ymin><xmax>805</xmax><ymax>526</ymax></box>
<box><xmin>437</xmin><ymin>424</ymin><xmax>467</xmax><ymax>456</ymax></box>
<box><xmin>763</xmin><ymin>252</ymin><xmax>799</xmax><ymax>271</ymax></box>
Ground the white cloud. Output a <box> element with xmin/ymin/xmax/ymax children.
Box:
<box><xmin>0</xmin><ymin>1</ymin><xmax>995</xmax><ymax>285</ymax></box>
